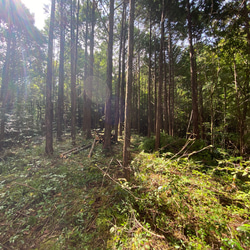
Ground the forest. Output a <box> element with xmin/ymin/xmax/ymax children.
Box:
<box><xmin>0</xmin><ymin>0</ymin><xmax>250</xmax><ymax>249</ymax></box>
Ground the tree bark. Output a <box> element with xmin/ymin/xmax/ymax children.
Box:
<box><xmin>115</xmin><ymin>1</ymin><xmax>126</xmax><ymax>141</ymax></box>
<box><xmin>123</xmin><ymin>0</ymin><xmax>135</xmax><ymax>180</ymax></box>
<box><xmin>147</xmin><ymin>14</ymin><xmax>153</xmax><ymax>137</ymax></box>
<box><xmin>0</xmin><ymin>24</ymin><xmax>12</xmax><ymax>145</ymax></box>
<box><xmin>103</xmin><ymin>0</ymin><xmax>114</xmax><ymax>151</ymax></box>
<box><xmin>155</xmin><ymin>0</ymin><xmax>165</xmax><ymax>150</ymax></box>
<box><xmin>70</xmin><ymin>0</ymin><xmax>77</xmax><ymax>145</ymax></box>
<box><xmin>45</xmin><ymin>0</ymin><xmax>56</xmax><ymax>155</ymax></box>
<box><xmin>83</xmin><ymin>0</ymin><xmax>89</xmax><ymax>133</ymax></box>
<box><xmin>119</xmin><ymin>4</ymin><xmax>127</xmax><ymax>137</ymax></box>
<box><xmin>57</xmin><ymin>0</ymin><xmax>65</xmax><ymax>141</ymax></box>
<box><xmin>187</xmin><ymin>0</ymin><xmax>199</xmax><ymax>138</ymax></box>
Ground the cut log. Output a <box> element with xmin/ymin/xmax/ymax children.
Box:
<box><xmin>60</xmin><ymin>144</ymin><xmax>92</xmax><ymax>158</ymax></box>
<box><xmin>88</xmin><ymin>138</ymin><xmax>96</xmax><ymax>158</ymax></box>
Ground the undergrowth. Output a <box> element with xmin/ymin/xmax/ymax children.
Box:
<box><xmin>0</xmin><ymin>134</ymin><xmax>249</xmax><ymax>249</ymax></box>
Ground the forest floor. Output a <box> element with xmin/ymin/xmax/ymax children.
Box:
<box><xmin>0</xmin><ymin>133</ymin><xmax>249</xmax><ymax>249</ymax></box>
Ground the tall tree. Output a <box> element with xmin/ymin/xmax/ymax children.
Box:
<box><xmin>155</xmin><ymin>0</ymin><xmax>165</xmax><ymax>150</ymax></box>
<box><xmin>45</xmin><ymin>0</ymin><xmax>56</xmax><ymax>155</ymax></box>
<box><xmin>147</xmin><ymin>13</ymin><xmax>153</xmax><ymax>137</ymax></box>
<box><xmin>0</xmin><ymin>24</ymin><xmax>12</xmax><ymax>145</ymax></box>
<box><xmin>186</xmin><ymin>0</ymin><xmax>199</xmax><ymax>138</ymax></box>
<box><xmin>57</xmin><ymin>0</ymin><xmax>66</xmax><ymax>141</ymax></box>
<box><xmin>83</xmin><ymin>0</ymin><xmax>89</xmax><ymax>133</ymax></box>
<box><xmin>103</xmin><ymin>0</ymin><xmax>114</xmax><ymax>151</ymax></box>
<box><xmin>70</xmin><ymin>0</ymin><xmax>77</xmax><ymax>145</ymax></box>
<box><xmin>115</xmin><ymin>1</ymin><xmax>126</xmax><ymax>141</ymax></box>
<box><xmin>123</xmin><ymin>0</ymin><xmax>135</xmax><ymax>180</ymax></box>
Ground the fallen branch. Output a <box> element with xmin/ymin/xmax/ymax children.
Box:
<box><xmin>178</xmin><ymin>145</ymin><xmax>213</xmax><ymax>160</ymax></box>
<box><xmin>88</xmin><ymin>138</ymin><xmax>96</xmax><ymax>158</ymax></box>
<box><xmin>60</xmin><ymin>144</ymin><xmax>92</xmax><ymax>158</ymax></box>
<box><xmin>130</xmin><ymin>205</ymin><xmax>165</xmax><ymax>239</ymax></box>
<box><xmin>13</xmin><ymin>182</ymin><xmax>39</xmax><ymax>192</ymax></box>
<box><xmin>94</xmin><ymin>163</ymin><xmax>145</xmax><ymax>201</ymax></box>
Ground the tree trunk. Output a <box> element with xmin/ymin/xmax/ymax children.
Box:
<box><xmin>187</xmin><ymin>0</ymin><xmax>199</xmax><ymax>138</ymax></box>
<box><xmin>103</xmin><ymin>0</ymin><xmax>114</xmax><ymax>151</ymax></box>
<box><xmin>155</xmin><ymin>0</ymin><xmax>165</xmax><ymax>150</ymax></box>
<box><xmin>123</xmin><ymin>0</ymin><xmax>135</xmax><ymax>180</ymax></box>
<box><xmin>57</xmin><ymin>0</ymin><xmax>65</xmax><ymax>141</ymax></box>
<box><xmin>70</xmin><ymin>0</ymin><xmax>77</xmax><ymax>145</ymax></box>
<box><xmin>147</xmin><ymin>14</ymin><xmax>153</xmax><ymax>137</ymax></box>
<box><xmin>115</xmin><ymin>1</ymin><xmax>126</xmax><ymax>141</ymax></box>
<box><xmin>45</xmin><ymin>0</ymin><xmax>55</xmax><ymax>155</ymax></box>
<box><xmin>83</xmin><ymin>0</ymin><xmax>89</xmax><ymax>133</ymax></box>
<box><xmin>119</xmin><ymin>4</ymin><xmax>127</xmax><ymax>137</ymax></box>
<box><xmin>137</xmin><ymin>52</ymin><xmax>141</xmax><ymax>134</ymax></box>
<box><xmin>0</xmin><ymin>24</ymin><xmax>12</xmax><ymax>145</ymax></box>
<box><xmin>86</xmin><ymin>0</ymin><xmax>95</xmax><ymax>139</ymax></box>
<box><xmin>168</xmin><ymin>21</ymin><xmax>174</xmax><ymax>136</ymax></box>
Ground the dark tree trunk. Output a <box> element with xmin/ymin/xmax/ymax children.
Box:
<box><xmin>57</xmin><ymin>0</ymin><xmax>65</xmax><ymax>141</ymax></box>
<box><xmin>123</xmin><ymin>0</ymin><xmax>135</xmax><ymax>180</ymax></box>
<box><xmin>103</xmin><ymin>0</ymin><xmax>114</xmax><ymax>151</ymax></box>
<box><xmin>45</xmin><ymin>0</ymin><xmax>55</xmax><ymax>155</ymax></box>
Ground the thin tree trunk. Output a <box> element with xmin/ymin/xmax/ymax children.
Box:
<box><xmin>119</xmin><ymin>6</ymin><xmax>127</xmax><ymax>137</ymax></box>
<box><xmin>114</xmin><ymin>2</ymin><xmax>126</xmax><ymax>141</ymax></box>
<box><xmin>0</xmin><ymin>25</ymin><xmax>12</xmax><ymax>145</ymax></box>
<box><xmin>57</xmin><ymin>0</ymin><xmax>65</xmax><ymax>141</ymax></box>
<box><xmin>83</xmin><ymin>0</ymin><xmax>89</xmax><ymax>133</ymax></box>
<box><xmin>187</xmin><ymin>0</ymin><xmax>199</xmax><ymax>138</ymax></box>
<box><xmin>147</xmin><ymin>14</ymin><xmax>152</xmax><ymax>137</ymax></box>
<box><xmin>86</xmin><ymin>0</ymin><xmax>95</xmax><ymax>139</ymax></box>
<box><xmin>168</xmin><ymin>21</ymin><xmax>174</xmax><ymax>136</ymax></box>
<box><xmin>155</xmin><ymin>0</ymin><xmax>165</xmax><ymax>150</ymax></box>
<box><xmin>103</xmin><ymin>0</ymin><xmax>114</xmax><ymax>151</ymax></box>
<box><xmin>71</xmin><ymin>0</ymin><xmax>77</xmax><ymax>145</ymax></box>
<box><xmin>154</xmin><ymin>35</ymin><xmax>157</xmax><ymax>133</ymax></box>
<box><xmin>123</xmin><ymin>0</ymin><xmax>135</xmax><ymax>180</ymax></box>
<box><xmin>45</xmin><ymin>0</ymin><xmax>55</xmax><ymax>155</ymax></box>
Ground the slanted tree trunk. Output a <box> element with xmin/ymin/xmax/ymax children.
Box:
<box><xmin>45</xmin><ymin>0</ymin><xmax>56</xmax><ymax>155</ymax></box>
<box><xmin>155</xmin><ymin>0</ymin><xmax>165</xmax><ymax>150</ymax></box>
<box><xmin>57</xmin><ymin>0</ymin><xmax>65</xmax><ymax>141</ymax></box>
<box><xmin>103</xmin><ymin>0</ymin><xmax>114</xmax><ymax>151</ymax></box>
<box><xmin>123</xmin><ymin>0</ymin><xmax>135</xmax><ymax>180</ymax></box>
<box><xmin>187</xmin><ymin>0</ymin><xmax>199</xmax><ymax>138</ymax></box>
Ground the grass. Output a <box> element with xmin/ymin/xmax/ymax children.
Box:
<box><xmin>0</xmin><ymin>134</ymin><xmax>249</xmax><ymax>249</ymax></box>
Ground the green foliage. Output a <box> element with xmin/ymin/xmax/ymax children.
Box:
<box><xmin>109</xmin><ymin>147</ymin><xmax>250</xmax><ymax>249</ymax></box>
<box><xmin>1</xmin><ymin>135</ymin><xmax>250</xmax><ymax>249</ymax></box>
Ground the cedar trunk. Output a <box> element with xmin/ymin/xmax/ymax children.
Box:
<box><xmin>103</xmin><ymin>0</ymin><xmax>114</xmax><ymax>150</ymax></box>
<box><xmin>123</xmin><ymin>0</ymin><xmax>135</xmax><ymax>180</ymax></box>
<box><xmin>45</xmin><ymin>0</ymin><xmax>55</xmax><ymax>155</ymax></box>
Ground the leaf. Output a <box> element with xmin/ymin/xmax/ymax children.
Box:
<box><xmin>237</xmin><ymin>224</ymin><xmax>250</xmax><ymax>233</ymax></box>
